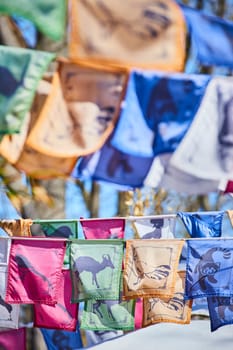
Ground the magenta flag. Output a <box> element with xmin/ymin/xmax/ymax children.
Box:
<box><xmin>134</xmin><ymin>298</ymin><xmax>143</xmax><ymax>330</ymax></box>
<box><xmin>0</xmin><ymin>328</ymin><xmax>26</xmax><ymax>350</ymax></box>
<box><xmin>80</xmin><ymin>218</ymin><xmax>125</xmax><ymax>239</ymax></box>
<box><xmin>5</xmin><ymin>238</ymin><xmax>66</xmax><ymax>305</ymax></box>
<box><xmin>34</xmin><ymin>270</ymin><xmax>78</xmax><ymax>330</ymax></box>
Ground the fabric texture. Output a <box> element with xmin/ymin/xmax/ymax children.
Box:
<box><xmin>69</xmin><ymin>0</ymin><xmax>186</xmax><ymax>71</ymax></box>
<box><xmin>5</xmin><ymin>238</ymin><xmax>66</xmax><ymax>304</ymax></box>
<box><xmin>207</xmin><ymin>296</ymin><xmax>233</xmax><ymax>332</ymax></box>
<box><xmin>123</xmin><ymin>239</ymin><xmax>184</xmax><ymax>299</ymax></box>
<box><xmin>0</xmin><ymin>328</ymin><xmax>26</xmax><ymax>350</ymax></box>
<box><xmin>70</xmin><ymin>240</ymin><xmax>124</xmax><ymax>302</ymax></box>
<box><xmin>41</xmin><ymin>327</ymin><xmax>83</xmax><ymax>350</ymax></box>
<box><xmin>80</xmin><ymin>218</ymin><xmax>125</xmax><ymax>239</ymax></box>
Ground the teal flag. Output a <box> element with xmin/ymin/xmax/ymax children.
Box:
<box><xmin>70</xmin><ymin>240</ymin><xmax>124</xmax><ymax>302</ymax></box>
<box><xmin>35</xmin><ymin>219</ymin><xmax>78</xmax><ymax>269</ymax></box>
<box><xmin>0</xmin><ymin>0</ymin><xmax>66</xmax><ymax>41</ymax></box>
<box><xmin>0</xmin><ymin>46</ymin><xmax>55</xmax><ymax>134</ymax></box>
<box><xmin>81</xmin><ymin>275</ymin><xmax>135</xmax><ymax>331</ymax></box>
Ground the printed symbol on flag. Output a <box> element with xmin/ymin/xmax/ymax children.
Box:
<box><xmin>146</xmin><ymin>295</ymin><xmax>185</xmax><ymax>321</ymax></box>
<box><xmin>211</xmin><ymin>296</ymin><xmax>233</xmax><ymax>320</ymax></box>
<box><xmin>73</xmin><ymin>254</ymin><xmax>114</xmax><ymax>288</ymax></box>
<box><xmin>15</xmin><ymin>254</ymin><xmax>53</xmax><ymax>292</ymax></box>
<box><xmin>0</xmin><ymin>66</ymin><xmax>25</xmax><ymax>97</ymax></box>
<box><xmin>192</xmin><ymin>247</ymin><xmax>231</xmax><ymax>291</ymax></box>
<box><xmin>132</xmin><ymin>247</ymin><xmax>171</xmax><ymax>285</ymax></box>
<box><xmin>92</xmin><ymin>299</ymin><xmax>124</xmax><ymax>320</ymax></box>
<box><xmin>0</xmin><ymin>295</ymin><xmax>12</xmax><ymax>320</ymax></box>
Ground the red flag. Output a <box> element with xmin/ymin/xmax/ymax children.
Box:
<box><xmin>80</xmin><ymin>218</ymin><xmax>125</xmax><ymax>239</ymax></box>
<box><xmin>0</xmin><ymin>328</ymin><xmax>26</xmax><ymax>350</ymax></box>
<box><xmin>34</xmin><ymin>270</ymin><xmax>78</xmax><ymax>330</ymax></box>
<box><xmin>5</xmin><ymin>238</ymin><xmax>66</xmax><ymax>305</ymax></box>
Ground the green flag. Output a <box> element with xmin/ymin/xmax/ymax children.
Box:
<box><xmin>0</xmin><ymin>0</ymin><xmax>66</xmax><ymax>41</ymax></box>
<box><xmin>0</xmin><ymin>45</ymin><xmax>55</xmax><ymax>134</ymax></box>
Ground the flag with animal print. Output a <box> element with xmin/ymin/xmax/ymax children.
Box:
<box><xmin>0</xmin><ymin>328</ymin><xmax>26</xmax><ymax>350</ymax></box>
<box><xmin>185</xmin><ymin>239</ymin><xmax>233</xmax><ymax>300</ymax></box>
<box><xmin>143</xmin><ymin>271</ymin><xmax>192</xmax><ymax>327</ymax></box>
<box><xmin>34</xmin><ymin>270</ymin><xmax>78</xmax><ymax>331</ymax></box>
<box><xmin>177</xmin><ymin>211</ymin><xmax>224</xmax><ymax>238</ymax></box>
<box><xmin>123</xmin><ymin>239</ymin><xmax>184</xmax><ymax>299</ymax></box>
<box><xmin>0</xmin><ymin>0</ymin><xmax>66</xmax><ymax>41</ymax></box>
<box><xmin>207</xmin><ymin>296</ymin><xmax>233</xmax><ymax>332</ymax></box>
<box><xmin>0</xmin><ymin>238</ymin><xmax>20</xmax><ymax>329</ymax></box>
<box><xmin>5</xmin><ymin>238</ymin><xmax>66</xmax><ymax>305</ymax></box>
<box><xmin>69</xmin><ymin>0</ymin><xmax>186</xmax><ymax>72</ymax></box>
<box><xmin>70</xmin><ymin>239</ymin><xmax>124</xmax><ymax>302</ymax></box>
<box><xmin>80</xmin><ymin>218</ymin><xmax>125</xmax><ymax>239</ymax></box>
<box><xmin>132</xmin><ymin>216</ymin><xmax>176</xmax><ymax>239</ymax></box>
<box><xmin>0</xmin><ymin>45</ymin><xmax>55</xmax><ymax>134</ymax></box>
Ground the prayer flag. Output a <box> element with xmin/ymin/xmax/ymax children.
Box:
<box><xmin>177</xmin><ymin>211</ymin><xmax>224</xmax><ymax>238</ymax></box>
<box><xmin>0</xmin><ymin>219</ymin><xmax>32</xmax><ymax>237</ymax></box>
<box><xmin>0</xmin><ymin>0</ymin><xmax>66</xmax><ymax>41</ymax></box>
<box><xmin>0</xmin><ymin>328</ymin><xmax>26</xmax><ymax>350</ymax></box>
<box><xmin>74</xmin><ymin>141</ymin><xmax>153</xmax><ymax>189</ymax></box>
<box><xmin>207</xmin><ymin>296</ymin><xmax>233</xmax><ymax>332</ymax></box>
<box><xmin>11</xmin><ymin>16</ymin><xmax>38</xmax><ymax>48</ymax></box>
<box><xmin>69</xmin><ymin>0</ymin><xmax>186</xmax><ymax>71</ymax></box>
<box><xmin>80</xmin><ymin>218</ymin><xmax>125</xmax><ymax>239</ymax></box>
<box><xmin>132</xmin><ymin>216</ymin><xmax>176</xmax><ymax>239</ymax></box>
<box><xmin>0</xmin><ymin>45</ymin><xmax>55</xmax><ymax>134</ymax></box>
<box><xmin>181</xmin><ymin>5</ymin><xmax>233</xmax><ymax>68</ymax></box>
<box><xmin>227</xmin><ymin>210</ymin><xmax>233</xmax><ymax>228</ymax></box>
<box><xmin>134</xmin><ymin>298</ymin><xmax>143</xmax><ymax>329</ymax></box>
<box><xmin>5</xmin><ymin>238</ymin><xmax>66</xmax><ymax>304</ymax></box>
<box><xmin>34</xmin><ymin>270</ymin><xmax>78</xmax><ymax>331</ymax></box>
<box><xmin>41</xmin><ymin>327</ymin><xmax>83</xmax><ymax>350</ymax></box>
<box><xmin>143</xmin><ymin>271</ymin><xmax>192</xmax><ymax>326</ymax></box>
<box><xmin>70</xmin><ymin>240</ymin><xmax>124</xmax><ymax>302</ymax></box>
<box><xmin>185</xmin><ymin>239</ymin><xmax>233</xmax><ymax>300</ymax></box>
<box><xmin>170</xmin><ymin>76</ymin><xmax>233</xmax><ymax>181</ymax></box>
<box><xmin>111</xmin><ymin>70</ymin><xmax>210</xmax><ymax>157</ymax></box>
<box><xmin>123</xmin><ymin>239</ymin><xmax>184</xmax><ymax>299</ymax></box>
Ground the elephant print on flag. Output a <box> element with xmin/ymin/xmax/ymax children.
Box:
<box><xmin>70</xmin><ymin>240</ymin><xmax>124</xmax><ymax>302</ymax></box>
<box><xmin>143</xmin><ymin>271</ymin><xmax>192</xmax><ymax>327</ymax></box>
<box><xmin>123</xmin><ymin>239</ymin><xmax>184</xmax><ymax>299</ymax></box>
<box><xmin>185</xmin><ymin>239</ymin><xmax>233</xmax><ymax>300</ymax></box>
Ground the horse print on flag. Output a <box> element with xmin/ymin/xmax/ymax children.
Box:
<box><xmin>70</xmin><ymin>240</ymin><xmax>124</xmax><ymax>302</ymax></box>
<box><xmin>123</xmin><ymin>240</ymin><xmax>184</xmax><ymax>299</ymax></box>
<box><xmin>185</xmin><ymin>239</ymin><xmax>233</xmax><ymax>300</ymax></box>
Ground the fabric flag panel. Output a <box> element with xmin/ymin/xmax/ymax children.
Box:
<box><xmin>70</xmin><ymin>240</ymin><xmax>124</xmax><ymax>302</ymax></box>
<box><xmin>11</xmin><ymin>16</ymin><xmax>38</xmax><ymax>48</ymax></box>
<box><xmin>41</xmin><ymin>327</ymin><xmax>83</xmax><ymax>350</ymax></box>
<box><xmin>81</xmin><ymin>276</ymin><xmax>135</xmax><ymax>331</ymax></box>
<box><xmin>34</xmin><ymin>270</ymin><xmax>78</xmax><ymax>331</ymax></box>
<box><xmin>185</xmin><ymin>239</ymin><xmax>233</xmax><ymax>300</ymax></box>
<box><xmin>80</xmin><ymin>218</ymin><xmax>125</xmax><ymax>239</ymax></box>
<box><xmin>5</xmin><ymin>238</ymin><xmax>66</xmax><ymax>305</ymax></box>
<box><xmin>0</xmin><ymin>328</ymin><xmax>26</xmax><ymax>350</ymax></box>
<box><xmin>0</xmin><ymin>238</ymin><xmax>20</xmax><ymax>329</ymax></box>
<box><xmin>134</xmin><ymin>298</ymin><xmax>143</xmax><ymax>329</ymax></box>
<box><xmin>143</xmin><ymin>271</ymin><xmax>192</xmax><ymax>327</ymax></box>
<box><xmin>0</xmin><ymin>45</ymin><xmax>55</xmax><ymax>134</ymax></box>
<box><xmin>123</xmin><ymin>239</ymin><xmax>184</xmax><ymax>299</ymax></box>
<box><xmin>69</xmin><ymin>0</ymin><xmax>186</xmax><ymax>72</ymax></box>
<box><xmin>0</xmin><ymin>0</ymin><xmax>66</xmax><ymax>41</ymax></box>
<box><xmin>74</xmin><ymin>141</ymin><xmax>153</xmax><ymax>189</ymax></box>
<box><xmin>170</xmin><ymin>76</ymin><xmax>233</xmax><ymax>182</ymax></box>
<box><xmin>132</xmin><ymin>216</ymin><xmax>176</xmax><ymax>239</ymax></box>
<box><xmin>111</xmin><ymin>70</ymin><xmax>210</xmax><ymax>157</ymax></box>
<box><xmin>227</xmin><ymin>210</ymin><xmax>233</xmax><ymax>228</ymax></box>
<box><xmin>181</xmin><ymin>5</ymin><xmax>233</xmax><ymax>69</ymax></box>
<box><xmin>177</xmin><ymin>211</ymin><xmax>224</xmax><ymax>238</ymax></box>
<box><xmin>207</xmin><ymin>296</ymin><xmax>233</xmax><ymax>332</ymax></box>
<box><xmin>0</xmin><ymin>219</ymin><xmax>32</xmax><ymax>237</ymax></box>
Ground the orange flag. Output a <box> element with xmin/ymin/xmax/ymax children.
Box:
<box><xmin>69</xmin><ymin>0</ymin><xmax>186</xmax><ymax>71</ymax></box>
<box><xmin>0</xmin><ymin>219</ymin><xmax>32</xmax><ymax>237</ymax></box>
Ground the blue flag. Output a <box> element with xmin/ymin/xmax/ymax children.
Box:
<box><xmin>11</xmin><ymin>16</ymin><xmax>37</xmax><ymax>48</ymax></box>
<box><xmin>40</xmin><ymin>327</ymin><xmax>83</xmax><ymax>350</ymax></box>
<box><xmin>111</xmin><ymin>70</ymin><xmax>210</xmax><ymax>157</ymax></box>
<box><xmin>73</xmin><ymin>141</ymin><xmax>153</xmax><ymax>189</ymax></box>
<box><xmin>177</xmin><ymin>211</ymin><xmax>224</xmax><ymax>238</ymax></box>
<box><xmin>181</xmin><ymin>4</ymin><xmax>233</xmax><ymax>68</ymax></box>
<box><xmin>207</xmin><ymin>296</ymin><xmax>233</xmax><ymax>332</ymax></box>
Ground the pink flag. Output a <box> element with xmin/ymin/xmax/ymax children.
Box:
<box><xmin>80</xmin><ymin>218</ymin><xmax>125</xmax><ymax>239</ymax></box>
<box><xmin>5</xmin><ymin>238</ymin><xmax>66</xmax><ymax>305</ymax></box>
<box><xmin>0</xmin><ymin>328</ymin><xmax>26</xmax><ymax>350</ymax></box>
<box><xmin>134</xmin><ymin>298</ymin><xmax>143</xmax><ymax>330</ymax></box>
<box><xmin>34</xmin><ymin>270</ymin><xmax>78</xmax><ymax>331</ymax></box>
